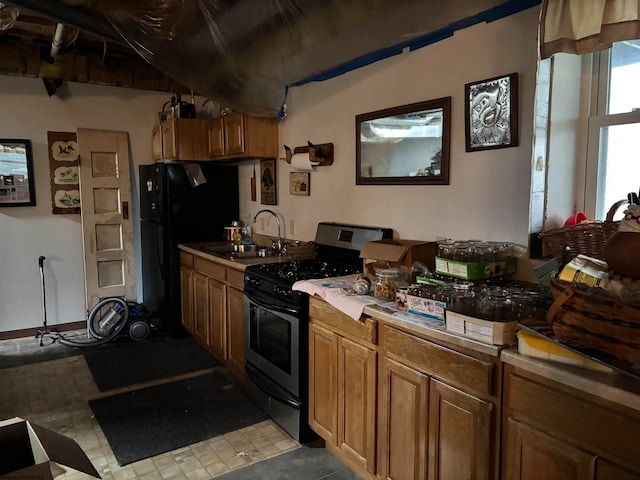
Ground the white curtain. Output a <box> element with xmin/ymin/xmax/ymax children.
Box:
<box><xmin>540</xmin><ymin>0</ymin><xmax>640</xmax><ymax>58</ymax></box>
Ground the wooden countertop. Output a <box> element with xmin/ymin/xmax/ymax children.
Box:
<box><xmin>179</xmin><ymin>238</ymin><xmax>316</xmax><ymax>271</ymax></box>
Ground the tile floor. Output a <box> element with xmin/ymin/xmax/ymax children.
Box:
<box><xmin>0</xmin><ymin>334</ymin><xmax>359</xmax><ymax>480</ymax></box>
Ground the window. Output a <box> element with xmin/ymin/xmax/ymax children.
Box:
<box><xmin>586</xmin><ymin>39</ymin><xmax>640</xmax><ymax>220</ymax></box>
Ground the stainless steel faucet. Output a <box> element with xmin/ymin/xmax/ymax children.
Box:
<box><xmin>253</xmin><ymin>209</ymin><xmax>286</xmax><ymax>254</ymax></box>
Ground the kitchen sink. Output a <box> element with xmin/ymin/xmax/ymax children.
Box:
<box><xmin>202</xmin><ymin>243</ymin><xmax>274</xmax><ymax>258</ymax></box>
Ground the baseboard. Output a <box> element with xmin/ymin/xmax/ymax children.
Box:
<box><xmin>0</xmin><ymin>321</ymin><xmax>86</xmax><ymax>341</ymax></box>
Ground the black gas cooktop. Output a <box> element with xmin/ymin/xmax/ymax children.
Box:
<box><xmin>245</xmin><ymin>259</ymin><xmax>360</xmax><ymax>286</ymax></box>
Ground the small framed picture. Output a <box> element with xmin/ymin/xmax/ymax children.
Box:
<box><xmin>465</xmin><ymin>72</ymin><xmax>518</xmax><ymax>152</ymax></box>
<box><xmin>260</xmin><ymin>158</ymin><xmax>277</xmax><ymax>205</ymax></box>
<box><xmin>290</xmin><ymin>172</ymin><xmax>310</xmax><ymax>196</ymax></box>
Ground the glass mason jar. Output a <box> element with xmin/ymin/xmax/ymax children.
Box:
<box><xmin>510</xmin><ymin>293</ymin><xmax>535</xmax><ymax>321</ymax></box>
<box><xmin>374</xmin><ymin>269</ymin><xmax>399</xmax><ymax>301</ymax></box>
<box><xmin>478</xmin><ymin>288</ymin><xmax>512</xmax><ymax>322</ymax></box>
<box><xmin>449</xmin><ymin>282</ymin><xmax>476</xmax><ymax>316</ymax></box>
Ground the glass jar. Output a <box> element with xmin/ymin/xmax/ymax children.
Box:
<box><xmin>396</xmin><ymin>286</ymin><xmax>408</xmax><ymax>311</ymax></box>
<box><xmin>438</xmin><ymin>240</ymin><xmax>455</xmax><ymax>260</ymax></box>
<box><xmin>478</xmin><ymin>288</ymin><xmax>512</xmax><ymax>322</ymax></box>
<box><xmin>510</xmin><ymin>294</ymin><xmax>535</xmax><ymax>321</ymax></box>
<box><xmin>450</xmin><ymin>282</ymin><xmax>476</xmax><ymax>316</ymax></box>
<box><xmin>374</xmin><ymin>269</ymin><xmax>399</xmax><ymax>301</ymax></box>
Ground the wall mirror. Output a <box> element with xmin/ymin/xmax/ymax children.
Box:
<box><xmin>356</xmin><ymin>97</ymin><xmax>451</xmax><ymax>185</ymax></box>
<box><xmin>0</xmin><ymin>139</ymin><xmax>36</xmax><ymax>207</ymax></box>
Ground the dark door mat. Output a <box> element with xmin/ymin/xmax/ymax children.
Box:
<box><xmin>83</xmin><ymin>336</ymin><xmax>221</xmax><ymax>391</ymax></box>
<box><xmin>89</xmin><ymin>371</ymin><xmax>269</xmax><ymax>466</ymax></box>
<box><xmin>214</xmin><ymin>444</ymin><xmax>361</xmax><ymax>480</ymax></box>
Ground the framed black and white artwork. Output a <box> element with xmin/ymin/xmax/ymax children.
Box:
<box><xmin>465</xmin><ymin>72</ymin><xmax>518</xmax><ymax>152</ymax></box>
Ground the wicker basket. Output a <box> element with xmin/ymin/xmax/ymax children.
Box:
<box><xmin>546</xmin><ymin>276</ymin><xmax>640</xmax><ymax>362</ymax></box>
<box><xmin>538</xmin><ymin>200</ymin><xmax>627</xmax><ymax>259</ymax></box>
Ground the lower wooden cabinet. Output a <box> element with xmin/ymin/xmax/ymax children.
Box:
<box><xmin>192</xmin><ymin>271</ymin><xmax>212</xmax><ymax>346</ymax></box>
<box><xmin>378</xmin><ymin>356</ymin><xmax>429</xmax><ymax>480</ymax></box>
<box><xmin>502</xmin><ymin>363</ymin><xmax>640</xmax><ymax>480</ymax></box>
<box><xmin>226</xmin><ymin>284</ymin><xmax>245</xmax><ymax>378</ymax></box>
<box><xmin>428</xmin><ymin>378</ymin><xmax>493</xmax><ymax>480</ymax></box>
<box><xmin>179</xmin><ymin>249</ymin><xmax>245</xmax><ymax>379</ymax></box>
<box><xmin>206</xmin><ymin>275</ymin><xmax>226</xmax><ymax>361</ymax></box>
<box><xmin>377</xmin><ymin>356</ymin><xmax>494</xmax><ymax>480</ymax></box>
<box><xmin>309</xmin><ymin>300</ymin><xmax>377</xmax><ymax>477</ymax></box>
<box><xmin>179</xmin><ymin>252</ymin><xmax>194</xmax><ymax>334</ymax></box>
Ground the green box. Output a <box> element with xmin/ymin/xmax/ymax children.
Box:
<box><xmin>434</xmin><ymin>256</ymin><xmax>517</xmax><ymax>280</ymax></box>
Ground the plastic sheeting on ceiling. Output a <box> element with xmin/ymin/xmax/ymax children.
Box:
<box><xmin>7</xmin><ymin>0</ymin><xmax>541</xmax><ymax>117</ymax></box>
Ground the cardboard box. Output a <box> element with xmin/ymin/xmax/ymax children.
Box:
<box><xmin>0</xmin><ymin>417</ymin><xmax>100</xmax><ymax>479</ymax></box>
<box><xmin>445</xmin><ymin>311</ymin><xmax>517</xmax><ymax>345</ymax></box>
<box><xmin>360</xmin><ymin>239</ymin><xmax>438</xmax><ymax>279</ymax></box>
<box><xmin>405</xmin><ymin>294</ymin><xmax>447</xmax><ymax>321</ymax></box>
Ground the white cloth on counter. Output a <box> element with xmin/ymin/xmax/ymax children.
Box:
<box><xmin>292</xmin><ymin>274</ymin><xmax>393</xmax><ymax>321</ymax></box>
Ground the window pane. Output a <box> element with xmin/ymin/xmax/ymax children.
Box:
<box><xmin>608</xmin><ymin>40</ymin><xmax>640</xmax><ymax>114</ymax></box>
<box><xmin>597</xmin><ymin>123</ymin><xmax>640</xmax><ymax>220</ymax></box>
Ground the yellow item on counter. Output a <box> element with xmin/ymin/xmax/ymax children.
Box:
<box><xmin>558</xmin><ymin>254</ymin><xmax>610</xmax><ymax>288</ymax></box>
<box><xmin>516</xmin><ymin>329</ymin><xmax>614</xmax><ymax>373</ymax></box>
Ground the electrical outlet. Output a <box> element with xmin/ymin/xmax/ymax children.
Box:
<box><xmin>260</xmin><ymin>218</ymin><xmax>265</xmax><ymax>230</ymax></box>
<box><xmin>289</xmin><ymin>220</ymin><xmax>295</xmax><ymax>235</ymax></box>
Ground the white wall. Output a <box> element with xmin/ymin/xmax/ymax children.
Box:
<box><xmin>240</xmin><ymin>7</ymin><xmax>540</xmax><ymax>275</ymax></box>
<box><xmin>1</xmin><ymin>5</ymin><xmax>541</xmax><ymax>334</ymax></box>
<box><xmin>0</xmin><ymin>77</ymin><xmax>168</xmax><ymax>333</ymax></box>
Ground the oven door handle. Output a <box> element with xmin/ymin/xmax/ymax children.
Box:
<box><xmin>246</xmin><ymin>365</ymin><xmax>302</xmax><ymax>410</ymax></box>
<box><xmin>245</xmin><ymin>288</ymin><xmax>299</xmax><ymax>317</ymax></box>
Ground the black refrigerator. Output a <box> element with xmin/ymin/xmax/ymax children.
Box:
<box><xmin>139</xmin><ymin>162</ymin><xmax>239</xmax><ymax>336</ymax></box>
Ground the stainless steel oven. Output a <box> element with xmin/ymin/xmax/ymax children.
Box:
<box><xmin>243</xmin><ymin>222</ymin><xmax>392</xmax><ymax>443</ymax></box>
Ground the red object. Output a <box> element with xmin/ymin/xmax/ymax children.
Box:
<box><xmin>564</xmin><ymin>212</ymin><xmax>588</xmax><ymax>226</ymax></box>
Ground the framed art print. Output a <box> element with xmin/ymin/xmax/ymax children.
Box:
<box><xmin>47</xmin><ymin>131</ymin><xmax>80</xmax><ymax>214</ymax></box>
<box><xmin>465</xmin><ymin>72</ymin><xmax>518</xmax><ymax>152</ymax></box>
<box><xmin>260</xmin><ymin>158</ymin><xmax>277</xmax><ymax>205</ymax></box>
<box><xmin>289</xmin><ymin>172</ymin><xmax>310</xmax><ymax>196</ymax></box>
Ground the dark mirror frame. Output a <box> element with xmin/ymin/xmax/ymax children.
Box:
<box><xmin>0</xmin><ymin>138</ymin><xmax>36</xmax><ymax>207</ymax></box>
<box><xmin>356</xmin><ymin>97</ymin><xmax>451</xmax><ymax>185</ymax></box>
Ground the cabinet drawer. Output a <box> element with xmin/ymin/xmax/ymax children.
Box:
<box><xmin>180</xmin><ymin>251</ymin><xmax>194</xmax><ymax>267</ymax></box>
<box><xmin>380</xmin><ymin>324</ymin><xmax>494</xmax><ymax>396</ymax></box>
<box><xmin>506</xmin><ymin>370</ymin><xmax>640</xmax><ymax>468</ymax></box>
<box><xmin>193</xmin><ymin>256</ymin><xmax>226</xmax><ymax>280</ymax></box>
<box><xmin>227</xmin><ymin>268</ymin><xmax>244</xmax><ymax>290</ymax></box>
<box><xmin>309</xmin><ymin>297</ymin><xmax>376</xmax><ymax>345</ymax></box>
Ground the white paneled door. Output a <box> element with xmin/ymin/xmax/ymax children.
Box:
<box><xmin>77</xmin><ymin>128</ymin><xmax>136</xmax><ymax>312</ymax></box>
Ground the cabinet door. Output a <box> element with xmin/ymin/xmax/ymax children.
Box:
<box><xmin>503</xmin><ymin>418</ymin><xmax>593</xmax><ymax>480</ymax></box>
<box><xmin>338</xmin><ymin>337</ymin><xmax>377</xmax><ymax>474</ymax></box>
<box><xmin>378</xmin><ymin>356</ymin><xmax>429</xmax><ymax>480</ymax></box>
<box><xmin>152</xmin><ymin>124</ymin><xmax>163</xmax><ymax>160</ymax></box>
<box><xmin>208</xmin><ymin>277</ymin><xmax>227</xmax><ymax>360</ymax></box>
<box><xmin>224</xmin><ymin>112</ymin><xmax>245</xmax><ymax>155</ymax></box>
<box><xmin>226</xmin><ymin>285</ymin><xmax>245</xmax><ymax>378</ymax></box>
<box><xmin>192</xmin><ymin>271</ymin><xmax>210</xmax><ymax>346</ymax></box>
<box><xmin>309</xmin><ymin>322</ymin><xmax>339</xmax><ymax>444</ymax></box>
<box><xmin>161</xmin><ymin>119</ymin><xmax>177</xmax><ymax>159</ymax></box>
<box><xmin>595</xmin><ymin>458</ymin><xmax>640</xmax><ymax>480</ymax></box>
<box><xmin>180</xmin><ymin>265</ymin><xmax>194</xmax><ymax>334</ymax></box>
<box><xmin>428</xmin><ymin>378</ymin><xmax>493</xmax><ymax>480</ymax></box>
<box><xmin>207</xmin><ymin>116</ymin><xmax>225</xmax><ymax>158</ymax></box>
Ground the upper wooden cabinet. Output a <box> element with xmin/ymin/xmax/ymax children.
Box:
<box><xmin>207</xmin><ymin>111</ymin><xmax>278</xmax><ymax>160</ymax></box>
<box><xmin>152</xmin><ymin>117</ymin><xmax>212</xmax><ymax>161</ymax></box>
